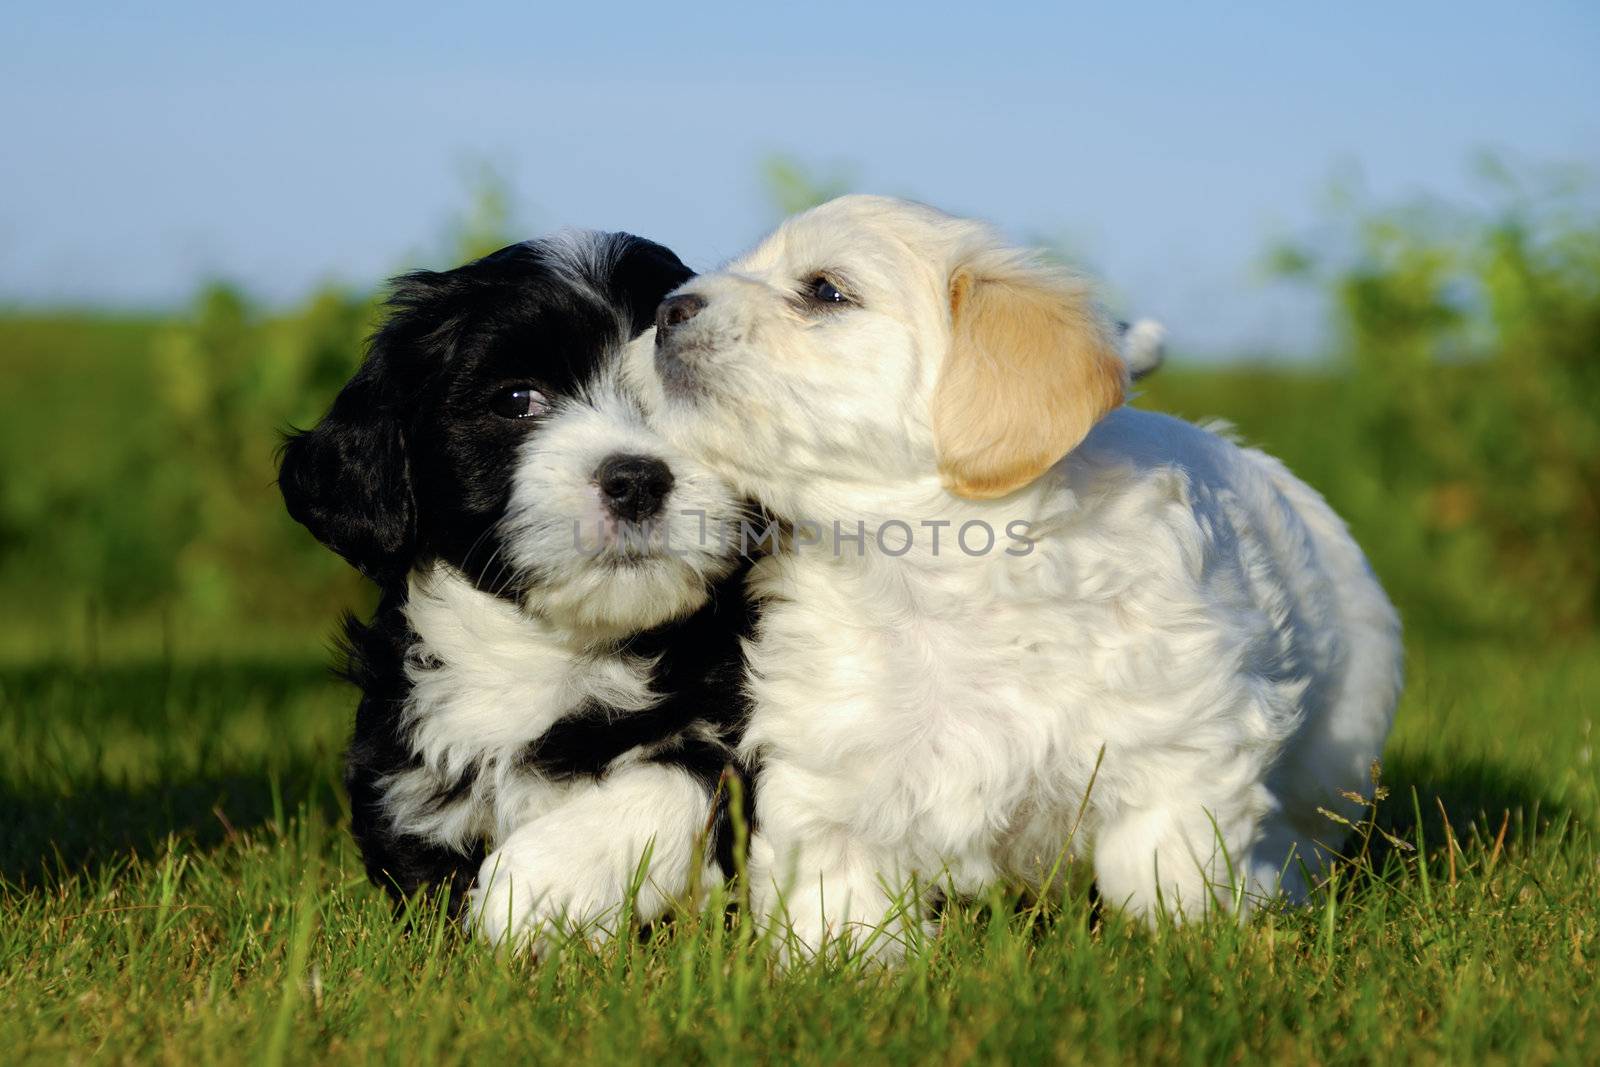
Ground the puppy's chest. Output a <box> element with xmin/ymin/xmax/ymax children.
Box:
<box><xmin>751</xmin><ymin>563</ymin><xmax>1052</xmax><ymax>763</ymax></box>
<box><xmin>386</xmin><ymin>590</ymin><xmax>663</xmax><ymax>846</ymax></box>
<box><xmin>402</xmin><ymin>634</ymin><xmax>656</xmax><ymax>774</ymax></box>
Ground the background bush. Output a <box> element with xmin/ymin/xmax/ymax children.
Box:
<box><xmin>1267</xmin><ymin>161</ymin><xmax>1600</xmax><ymax>637</ymax></box>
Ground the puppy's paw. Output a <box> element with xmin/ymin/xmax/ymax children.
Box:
<box><xmin>464</xmin><ymin>844</ymin><xmax>620</xmax><ymax>954</ymax></box>
<box><xmin>774</xmin><ymin>902</ymin><xmax>928</xmax><ymax>969</ymax></box>
<box><xmin>462</xmin><ymin>765</ymin><xmax>713</xmax><ymax>953</ymax></box>
<box><xmin>749</xmin><ymin>848</ymin><xmax>928</xmax><ymax>969</ymax></box>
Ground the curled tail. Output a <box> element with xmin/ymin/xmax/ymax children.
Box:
<box><xmin>1118</xmin><ymin>318</ymin><xmax>1167</xmax><ymax>381</ymax></box>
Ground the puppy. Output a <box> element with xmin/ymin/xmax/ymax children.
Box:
<box><xmin>628</xmin><ymin>195</ymin><xmax>1403</xmax><ymax>961</ymax></box>
<box><xmin>279</xmin><ymin>232</ymin><xmax>752</xmax><ymax>951</ymax></box>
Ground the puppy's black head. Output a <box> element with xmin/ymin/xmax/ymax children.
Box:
<box><xmin>278</xmin><ymin>233</ymin><xmax>692</xmax><ymax>588</ymax></box>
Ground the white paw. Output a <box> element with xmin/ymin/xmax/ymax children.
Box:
<box><xmin>464</xmin><ymin>844</ymin><xmax>622</xmax><ymax>954</ymax></box>
<box><xmin>749</xmin><ymin>851</ymin><xmax>925</xmax><ymax>967</ymax></box>
<box><xmin>776</xmin><ymin>901</ymin><xmax>929</xmax><ymax>967</ymax></box>
<box><xmin>461</xmin><ymin>765</ymin><xmax>714</xmax><ymax>953</ymax></box>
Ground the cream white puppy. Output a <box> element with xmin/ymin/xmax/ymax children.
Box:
<box><xmin>625</xmin><ymin>195</ymin><xmax>1402</xmax><ymax>961</ymax></box>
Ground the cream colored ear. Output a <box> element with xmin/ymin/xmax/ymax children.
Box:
<box><xmin>933</xmin><ymin>256</ymin><xmax>1127</xmax><ymax>500</ymax></box>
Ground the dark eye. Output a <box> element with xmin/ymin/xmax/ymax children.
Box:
<box><xmin>490</xmin><ymin>387</ymin><xmax>550</xmax><ymax>419</ymax></box>
<box><xmin>805</xmin><ymin>275</ymin><xmax>851</xmax><ymax>307</ymax></box>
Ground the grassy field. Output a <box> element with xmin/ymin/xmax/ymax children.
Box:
<box><xmin>3</xmin><ymin>306</ymin><xmax>1597</xmax><ymax>1064</ymax></box>
<box><xmin>2</xmin><ymin>637</ymin><xmax>1595</xmax><ymax>1064</ymax></box>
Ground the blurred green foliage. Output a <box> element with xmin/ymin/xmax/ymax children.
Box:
<box><xmin>1</xmin><ymin>160</ymin><xmax>1595</xmax><ymax>656</ymax></box>
<box><xmin>1266</xmin><ymin>161</ymin><xmax>1600</xmax><ymax>636</ymax></box>
<box><xmin>0</xmin><ymin>170</ymin><xmax>521</xmax><ymax>656</ymax></box>
<box><xmin>760</xmin><ymin>154</ymin><xmax>857</xmax><ymax>216</ymax></box>
<box><xmin>151</xmin><ymin>282</ymin><xmax>378</xmax><ymax>623</ymax></box>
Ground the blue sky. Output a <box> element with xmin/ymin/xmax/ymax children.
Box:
<box><xmin>3</xmin><ymin>1</ymin><xmax>1596</xmax><ymax>356</ymax></box>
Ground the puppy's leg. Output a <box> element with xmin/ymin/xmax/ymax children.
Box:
<box><xmin>348</xmin><ymin>794</ymin><xmax>484</xmax><ymax>915</ymax></box>
<box><xmin>467</xmin><ymin>762</ymin><xmax>718</xmax><ymax>953</ymax></box>
<box><xmin>748</xmin><ymin>763</ymin><xmax>937</xmax><ymax>965</ymax></box>
<box><xmin>749</xmin><ymin>825</ymin><xmax>931</xmax><ymax>967</ymax></box>
<box><xmin>1245</xmin><ymin>815</ymin><xmax>1317</xmax><ymax>904</ymax></box>
<box><xmin>1091</xmin><ymin>779</ymin><xmax>1275</xmax><ymax>922</ymax></box>
<box><xmin>346</xmin><ymin>729</ymin><xmax>483</xmax><ymax>915</ymax></box>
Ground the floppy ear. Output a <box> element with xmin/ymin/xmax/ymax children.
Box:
<box><xmin>932</xmin><ymin>253</ymin><xmax>1127</xmax><ymax>500</ymax></box>
<box><xmin>278</xmin><ymin>356</ymin><xmax>416</xmax><ymax>584</ymax></box>
<box><xmin>606</xmin><ymin>234</ymin><xmax>695</xmax><ymax>335</ymax></box>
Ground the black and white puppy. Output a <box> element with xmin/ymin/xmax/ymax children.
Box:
<box><xmin>278</xmin><ymin>233</ymin><xmax>752</xmax><ymax>950</ymax></box>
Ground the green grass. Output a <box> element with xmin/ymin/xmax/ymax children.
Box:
<box><xmin>2</xmin><ymin>636</ymin><xmax>1595</xmax><ymax>1065</ymax></box>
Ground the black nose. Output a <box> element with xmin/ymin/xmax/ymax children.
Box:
<box><xmin>656</xmin><ymin>293</ymin><xmax>706</xmax><ymax>341</ymax></box>
<box><xmin>595</xmin><ymin>454</ymin><xmax>675</xmax><ymax>523</ymax></box>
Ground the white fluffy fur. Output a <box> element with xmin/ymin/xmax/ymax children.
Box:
<box><xmin>626</xmin><ymin>195</ymin><xmax>1403</xmax><ymax>961</ymax></box>
<box><xmin>469</xmin><ymin>760</ymin><xmax>720</xmax><ymax>954</ymax></box>
<box><xmin>1122</xmin><ymin>317</ymin><xmax>1167</xmax><ymax>379</ymax></box>
<box><xmin>383</xmin><ymin>565</ymin><xmax>656</xmax><ymax>848</ymax></box>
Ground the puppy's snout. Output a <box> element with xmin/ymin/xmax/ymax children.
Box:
<box><xmin>595</xmin><ymin>454</ymin><xmax>675</xmax><ymax>523</ymax></box>
<box><xmin>653</xmin><ymin>292</ymin><xmax>709</xmax><ymax>396</ymax></box>
<box><xmin>655</xmin><ymin>293</ymin><xmax>706</xmax><ymax>341</ymax></box>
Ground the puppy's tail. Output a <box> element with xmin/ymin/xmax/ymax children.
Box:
<box><xmin>1117</xmin><ymin>318</ymin><xmax>1166</xmax><ymax>381</ymax></box>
